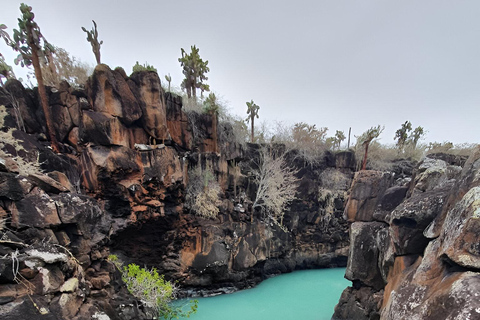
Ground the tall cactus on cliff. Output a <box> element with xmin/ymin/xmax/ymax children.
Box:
<box><xmin>164</xmin><ymin>73</ymin><xmax>171</xmax><ymax>92</ymax></box>
<box><xmin>204</xmin><ymin>92</ymin><xmax>220</xmax><ymax>153</ymax></box>
<box><xmin>246</xmin><ymin>100</ymin><xmax>260</xmax><ymax>143</ymax></box>
<box><xmin>0</xmin><ymin>4</ymin><xmax>59</xmax><ymax>152</ymax></box>
<box><xmin>178</xmin><ymin>45</ymin><xmax>209</xmax><ymax>98</ymax></box>
<box><xmin>357</xmin><ymin>125</ymin><xmax>384</xmax><ymax>170</ymax></box>
<box><xmin>81</xmin><ymin>20</ymin><xmax>103</xmax><ymax>64</ymax></box>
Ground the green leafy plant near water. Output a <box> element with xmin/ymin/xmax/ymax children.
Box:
<box><xmin>108</xmin><ymin>255</ymin><xmax>198</xmax><ymax>319</ymax></box>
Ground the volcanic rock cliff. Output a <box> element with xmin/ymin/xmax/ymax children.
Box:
<box><xmin>333</xmin><ymin>151</ymin><xmax>480</xmax><ymax>319</ymax></box>
<box><xmin>0</xmin><ymin>65</ymin><xmax>353</xmax><ymax>319</ymax></box>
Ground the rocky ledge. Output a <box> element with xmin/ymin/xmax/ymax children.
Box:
<box><xmin>333</xmin><ymin>151</ymin><xmax>480</xmax><ymax>320</ymax></box>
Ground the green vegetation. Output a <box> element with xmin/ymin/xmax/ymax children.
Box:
<box><xmin>394</xmin><ymin>121</ymin><xmax>412</xmax><ymax>151</ymax></box>
<box><xmin>81</xmin><ymin>20</ymin><xmax>103</xmax><ymax>64</ymax></box>
<box><xmin>0</xmin><ymin>52</ymin><xmax>15</xmax><ymax>85</ymax></box>
<box><xmin>246</xmin><ymin>100</ymin><xmax>260</xmax><ymax>143</ymax></box>
<box><xmin>108</xmin><ymin>255</ymin><xmax>198</xmax><ymax>319</ymax></box>
<box><xmin>1</xmin><ymin>3</ymin><xmax>59</xmax><ymax>152</ymax></box>
<box><xmin>132</xmin><ymin>61</ymin><xmax>158</xmax><ymax>73</ymax></box>
<box><xmin>204</xmin><ymin>92</ymin><xmax>220</xmax><ymax>153</ymax></box>
<box><xmin>357</xmin><ymin>125</ymin><xmax>384</xmax><ymax>170</ymax></box>
<box><xmin>178</xmin><ymin>45</ymin><xmax>209</xmax><ymax>98</ymax></box>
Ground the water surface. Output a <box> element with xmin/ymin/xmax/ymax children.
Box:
<box><xmin>181</xmin><ymin>268</ymin><xmax>348</xmax><ymax>320</ymax></box>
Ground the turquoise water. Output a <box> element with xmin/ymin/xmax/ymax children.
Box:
<box><xmin>180</xmin><ymin>268</ymin><xmax>348</xmax><ymax>320</ymax></box>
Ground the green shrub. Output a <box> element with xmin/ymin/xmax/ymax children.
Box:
<box><xmin>108</xmin><ymin>256</ymin><xmax>197</xmax><ymax>319</ymax></box>
<box><xmin>132</xmin><ymin>61</ymin><xmax>157</xmax><ymax>73</ymax></box>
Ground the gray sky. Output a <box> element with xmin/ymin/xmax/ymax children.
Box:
<box><xmin>2</xmin><ymin>0</ymin><xmax>480</xmax><ymax>145</ymax></box>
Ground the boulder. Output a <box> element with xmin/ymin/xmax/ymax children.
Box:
<box><xmin>140</xmin><ymin>147</ymin><xmax>184</xmax><ymax>188</ymax></box>
<box><xmin>345</xmin><ymin>222</ymin><xmax>387</xmax><ymax>290</ymax></box>
<box><xmin>3</xmin><ymin>79</ymin><xmax>42</xmax><ymax>134</ymax></box>
<box><xmin>332</xmin><ymin>286</ymin><xmax>383</xmax><ymax>320</ymax></box>
<box><xmin>50</xmin><ymin>293</ymin><xmax>83</xmax><ymax>319</ymax></box>
<box><xmin>0</xmin><ymin>172</ymin><xmax>28</xmax><ymax>201</ymax></box>
<box><xmin>411</xmin><ymin>158</ymin><xmax>459</xmax><ymax>193</ymax></box>
<box><xmin>52</xmin><ymin>193</ymin><xmax>112</xmax><ymax>246</ymax></box>
<box><xmin>79</xmin><ymin>144</ymin><xmax>142</xmax><ymax>193</ymax></box>
<box><xmin>129</xmin><ymin>71</ymin><xmax>170</xmax><ymax>140</ymax></box>
<box><xmin>335</xmin><ymin>151</ymin><xmax>356</xmax><ymax>171</ymax></box>
<box><xmin>86</xmin><ymin>64</ymin><xmax>142</xmax><ymax>125</ymax></box>
<box><xmin>389</xmin><ymin>185</ymin><xmax>449</xmax><ymax>255</ymax></box>
<box><xmin>192</xmin><ymin>241</ymin><xmax>230</xmax><ymax>271</ymax></box>
<box><xmin>373</xmin><ymin>185</ymin><xmax>408</xmax><ymax>222</ymax></box>
<box><xmin>51</xmin><ymin>104</ymin><xmax>73</xmax><ymax>142</ymax></box>
<box><xmin>425</xmin><ymin>146</ymin><xmax>480</xmax><ymax>238</ymax></box>
<box><xmin>437</xmin><ymin>186</ymin><xmax>480</xmax><ymax>269</ymax></box>
<box><xmin>344</xmin><ymin>171</ymin><xmax>393</xmax><ymax>222</ymax></box>
<box><xmin>81</xmin><ymin>110</ymin><xmax>131</xmax><ymax>147</ymax></box>
<box><xmin>233</xmin><ymin>238</ymin><xmax>257</xmax><ymax>270</ymax></box>
<box><xmin>11</xmin><ymin>189</ymin><xmax>61</xmax><ymax>228</ymax></box>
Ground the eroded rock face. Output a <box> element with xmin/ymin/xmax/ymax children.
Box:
<box><xmin>129</xmin><ymin>71</ymin><xmax>170</xmax><ymax>141</ymax></box>
<box><xmin>344</xmin><ymin>170</ymin><xmax>393</xmax><ymax>222</ymax></box>
<box><xmin>334</xmin><ymin>149</ymin><xmax>480</xmax><ymax>320</ymax></box>
<box><xmin>87</xmin><ymin>64</ymin><xmax>142</xmax><ymax>125</ymax></box>
<box><xmin>166</xmin><ymin>92</ymin><xmax>193</xmax><ymax>150</ymax></box>
<box><xmin>345</xmin><ymin>222</ymin><xmax>387</xmax><ymax>290</ymax></box>
<box><xmin>81</xmin><ymin>110</ymin><xmax>132</xmax><ymax>147</ymax></box>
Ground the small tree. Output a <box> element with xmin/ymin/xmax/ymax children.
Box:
<box><xmin>204</xmin><ymin>92</ymin><xmax>220</xmax><ymax>153</ymax></box>
<box><xmin>81</xmin><ymin>20</ymin><xmax>103</xmax><ymax>64</ymax></box>
<box><xmin>40</xmin><ymin>46</ymin><xmax>92</xmax><ymax>86</ymax></box>
<box><xmin>357</xmin><ymin>125</ymin><xmax>384</xmax><ymax>170</ymax></box>
<box><xmin>246</xmin><ymin>100</ymin><xmax>259</xmax><ymax>143</ymax></box>
<box><xmin>394</xmin><ymin>121</ymin><xmax>412</xmax><ymax>152</ymax></box>
<box><xmin>334</xmin><ymin>130</ymin><xmax>346</xmax><ymax>150</ymax></box>
<box><xmin>252</xmin><ymin>147</ymin><xmax>299</xmax><ymax>229</ymax></box>
<box><xmin>178</xmin><ymin>45</ymin><xmax>209</xmax><ymax>98</ymax></box>
<box><xmin>408</xmin><ymin>126</ymin><xmax>425</xmax><ymax>149</ymax></box>
<box><xmin>1</xmin><ymin>4</ymin><xmax>59</xmax><ymax>152</ymax></box>
<box><xmin>108</xmin><ymin>256</ymin><xmax>198</xmax><ymax>320</ymax></box>
<box><xmin>291</xmin><ymin>122</ymin><xmax>328</xmax><ymax>165</ymax></box>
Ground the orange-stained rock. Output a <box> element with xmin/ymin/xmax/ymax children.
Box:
<box><xmin>165</xmin><ymin>92</ymin><xmax>193</xmax><ymax>150</ymax></box>
<box><xmin>129</xmin><ymin>71</ymin><xmax>170</xmax><ymax>140</ymax></box>
<box><xmin>344</xmin><ymin>170</ymin><xmax>393</xmax><ymax>222</ymax></box>
<box><xmin>86</xmin><ymin>64</ymin><xmax>142</xmax><ymax>125</ymax></box>
<box><xmin>80</xmin><ymin>144</ymin><xmax>143</xmax><ymax>193</ymax></box>
<box><xmin>67</xmin><ymin>127</ymin><xmax>80</xmax><ymax>149</ymax></box>
<box><xmin>81</xmin><ymin>110</ymin><xmax>131</xmax><ymax>147</ymax></box>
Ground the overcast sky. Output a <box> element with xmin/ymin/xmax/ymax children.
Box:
<box><xmin>2</xmin><ymin>0</ymin><xmax>480</xmax><ymax>144</ymax></box>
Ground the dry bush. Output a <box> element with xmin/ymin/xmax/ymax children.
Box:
<box><xmin>185</xmin><ymin>165</ymin><xmax>221</xmax><ymax>219</ymax></box>
<box><xmin>426</xmin><ymin>142</ymin><xmax>476</xmax><ymax>157</ymax></box>
<box><xmin>41</xmin><ymin>47</ymin><xmax>92</xmax><ymax>87</ymax></box>
<box><xmin>354</xmin><ymin>141</ymin><xmax>425</xmax><ymax>171</ymax></box>
<box><xmin>251</xmin><ymin>147</ymin><xmax>299</xmax><ymax>229</ymax></box>
<box><xmin>263</xmin><ymin>121</ymin><xmax>330</xmax><ymax>166</ymax></box>
<box><xmin>0</xmin><ymin>105</ymin><xmax>42</xmax><ymax>176</ymax></box>
<box><xmin>317</xmin><ymin>168</ymin><xmax>350</xmax><ymax>231</ymax></box>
